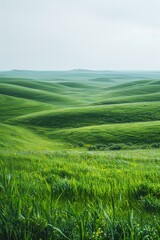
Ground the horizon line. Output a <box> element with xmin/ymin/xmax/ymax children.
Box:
<box><xmin>1</xmin><ymin>68</ymin><xmax>160</xmax><ymax>72</ymax></box>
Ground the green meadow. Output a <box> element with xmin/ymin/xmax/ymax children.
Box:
<box><xmin>0</xmin><ymin>70</ymin><xmax>160</xmax><ymax>239</ymax></box>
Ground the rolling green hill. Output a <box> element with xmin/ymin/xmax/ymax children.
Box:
<box><xmin>0</xmin><ymin>94</ymin><xmax>51</xmax><ymax>121</ymax></box>
<box><xmin>48</xmin><ymin>120</ymin><xmax>160</xmax><ymax>147</ymax></box>
<box><xmin>1</xmin><ymin>70</ymin><xmax>160</xmax><ymax>239</ymax></box>
<box><xmin>1</xmin><ymin>70</ymin><xmax>160</xmax><ymax>150</ymax></box>
<box><xmin>13</xmin><ymin>102</ymin><xmax>160</xmax><ymax>129</ymax></box>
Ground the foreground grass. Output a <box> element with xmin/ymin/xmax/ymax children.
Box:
<box><xmin>1</xmin><ymin>149</ymin><xmax>160</xmax><ymax>239</ymax></box>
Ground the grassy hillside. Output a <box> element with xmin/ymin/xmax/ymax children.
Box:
<box><xmin>0</xmin><ymin>123</ymin><xmax>56</xmax><ymax>150</ymax></box>
<box><xmin>13</xmin><ymin>102</ymin><xmax>160</xmax><ymax>128</ymax></box>
<box><xmin>49</xmin><ymin>120</ymin><xmax>160</xmax><ymax>147</ymax></box>
<box><xmin>0</xmin><ymin>83</ymin><xmax>76</xmax><ymax>106</ymax></box>
<box><xmin>96</xmin><ymin>79</ymin><xmax>160</xmax><ymax>105</ymax></box>
<box><xmin>0</xmin><ymin>94</ymin><xmax>52</xmax><ymax>122</ymax></box>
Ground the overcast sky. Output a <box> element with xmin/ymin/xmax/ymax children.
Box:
<box><xmin>1</xmin><ymin>0</ymin><xmax>160</xmax><ymax>71</ymax></box>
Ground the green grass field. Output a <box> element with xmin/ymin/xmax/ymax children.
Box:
<box><xmin>1</xmin><ymin>70</ymin><xmax>160</xmax><ymax>239</ymax></box>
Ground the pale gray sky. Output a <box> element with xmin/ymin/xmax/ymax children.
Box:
<box><xmin>1</xmin><ymin>0</ymin><xmax>160</xmax><ymax>70</ymax></box>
